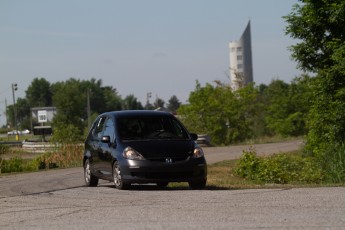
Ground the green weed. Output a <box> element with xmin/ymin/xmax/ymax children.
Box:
<box><xmin>0</xmin><ymin>144</ymin><xmax>83</xmax><ymax>174</ymax></box>
<box><xmin>234</xmin><ymin>149</ymin><xmax>324</xmax><ymax>184</ymax></box>
<box><xmin>321</xmin><ymin>143</ymin><xmax>345</xmax><ymax>183</ymax></box>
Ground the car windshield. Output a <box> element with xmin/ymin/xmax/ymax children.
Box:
<box><xmin>117</xmin><ymin>116</ymin><xmax>189</xmax><ymax>140</ymax></box>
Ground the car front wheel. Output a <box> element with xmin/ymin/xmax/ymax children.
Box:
<box><xmin>188</xmin><ymin>179</ymin><xmax>206</xmax><ymax>190</ymax></box>
<box><xmin>113</xmin><ymin>161</ymin><xmax>130</xmax><ymax>190</ymax></box>
<box><xmin>84</xmin><ymin>159</ymin><xmax>98</xmax><ymax>187</ymax></box>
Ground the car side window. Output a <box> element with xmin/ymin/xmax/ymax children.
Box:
<box><xmin>102</xmin><ymin>117</ymin><xmax>115</xmax><ymax>143</ymax></box>
<box><xmin>168</xmin><ymin>118</ymin><xmax>188</xmax><ymax>138</ymax></box>
<box><xmin>93</xmin><ymin>117</ymin><xmax>106</xmax><ymax>139</ymax></box>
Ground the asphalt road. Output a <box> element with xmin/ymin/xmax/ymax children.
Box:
<box><xmin>203</xmin><ymin>139</ymin><xmax>304</xmax><ymax>164</ymax></box>
<box><xmin>1</xmin><ymin>140</ymin><xmax>345</xmax><ymax>229</ymax></box>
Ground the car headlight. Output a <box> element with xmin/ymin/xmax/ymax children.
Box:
<box><xmin>193</xmin><ymin>147</ymin><xmax>204</xmax><ymax>158</ymax></box>
<box><xmin>123</xmin><ymin>147</ymin><xmax>144</xmax><ymax>160</ymax></box>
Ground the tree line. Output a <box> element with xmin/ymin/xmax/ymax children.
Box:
<box><xmin>6</xmin><ymin>74</ymin><xmax>311</xmax><ymax>145</ymax></box>
<box><xmin>178</xmin><ymin>76</ymin><xmax>311</xmax><ymax>145</ymax></box>
<box><xmin>5</xmin><ymin>78</ymin><xmax>181</xmax><ymax>141</ymax></box>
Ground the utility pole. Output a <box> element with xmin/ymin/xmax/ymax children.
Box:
<box><xmin>5</xmin><ymin>98</ymin><xmax>8</xmax><ymax>140</ymax></box>
<box><xmin>146</xmin><ymin>92</ymin><xmax>152</xmax><ymax>106</ymax></box>
<box><xmin>5</xmin><ymin>98</ymin><xmax>8</xmax><ymax>128</ymax></box>
<box><xmin>87</xmin><ymin>89</ymin><xmax>91</xmax><ymax>129</ymax></box>
<box><xmin>11</xmin><ymin>83</ymin><xmax>18</xmax><ymax>141</ymax></box>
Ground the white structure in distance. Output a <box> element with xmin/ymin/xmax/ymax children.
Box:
<box><xmin>229</xmin><ymin>21</ymin><xmax>253</xmax><ymax>90</ymax></box>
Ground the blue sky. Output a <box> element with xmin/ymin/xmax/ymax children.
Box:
<box><xmin>0</xmin><ymin>0</ymin><xmax>302</xmax><ymax>127</ymax></box>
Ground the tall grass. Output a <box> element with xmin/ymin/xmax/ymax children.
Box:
<box><xmin>0</xmin><ymin>157</ymin><xmax>39</xmax><ymax>173</ymax></box>
<box><xmin>36</xmin><ymin>144</ymin><xmax>83</xmax><ymax>169</ymax></box>
<box><xmin>322</xmin><ymin>143</ymin><xmax>345</xmax><ymax>183</ymax></box>
<box><xmin>0</xmin><ymin>144</ymin><xmax>10</xmax><ymax>155</ymax></box>
<box><xmin>0</xmin><ymin>144</ymin><xmax>83</xmax><ymax>174</ymax></box>
<box><xmin>234</xmin><ymin>149</ymin><xmax>325</xmax><ymax>184</ymax></box>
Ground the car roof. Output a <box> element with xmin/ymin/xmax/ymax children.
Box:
<box><xmin>100</xmin><ymin>110</ymin><xmax>173</xmax><ymax>119</ymax></box>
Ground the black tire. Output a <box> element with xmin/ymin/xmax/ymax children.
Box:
<box><xmin>113</xmin><ymin>161</ymin><xmax>130</xmax><ymax>190</ymax></box>
<box><xmin>188</xmin><ymin>179</ymin><xmax>206</xmax><ymax>190</ymax></box>
<box><xmin>156</xmin><ymin>182</ymin><xmax>169</xmax><ymax>188</ymax></box>
<box><xmin>84</xmin><ymin>159</ymin><xmax>98</xmax><ymax>187</ymax></box>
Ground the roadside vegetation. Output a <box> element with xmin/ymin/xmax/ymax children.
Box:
<box><xmin>1</xmin><ymin>0</ymin><xmax>345</xmax><ymax>187</ymax></box>
<box><xmin>234</xmin><ymin>149</ymin><xmax>324</xmax><ymax>184</ymax></box>
<box><xmin>1</xmin><ymin>145</ymin><xmax>344</xmax><ymax>189</ymax></box>
<box><xmin>0</xmin><ymin>144</ymin><xmax>83</xmax><ymax>174</ymax></box>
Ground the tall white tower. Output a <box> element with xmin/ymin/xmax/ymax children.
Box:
<box><xmin>229</xmin><ymin>21</ymin><xmax>253</xmax><ymax>90</ymax></box>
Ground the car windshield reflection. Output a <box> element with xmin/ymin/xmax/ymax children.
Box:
<box><xmin>118</xmin><ymin>117</ymin><xmax>189</xmax><ymax>141</ymax></box>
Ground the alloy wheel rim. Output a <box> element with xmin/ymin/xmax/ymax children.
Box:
<box><xmin>85</xmin><ymin>161</ymin><xmax>91</xmax><ymax>184</ymax></box>
<box><xmin>113</xmin><ymin>165</ymin><xmax>121</xmax><ymax>187</ymax></box>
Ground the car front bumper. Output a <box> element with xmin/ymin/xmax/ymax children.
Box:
<box><xmin>119</xmin><ymin>157</ymin><xmax>207</xmax><ymax>183</ymax></box>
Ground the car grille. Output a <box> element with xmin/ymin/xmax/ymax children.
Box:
<box><xmin>149</xmin><ymin>156</ymin><xmax>188</xmax><ymax>163</ymax></box>
<box><xmin>131</xmin><ymin>171</ymin><xmax>195</xmax><ymax>180</ymax></box>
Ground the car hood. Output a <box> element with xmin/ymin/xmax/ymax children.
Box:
<box><xmin>122</xmin><ymin>139</ymin><xmax>195</xmax><ymax>160</ymax></box>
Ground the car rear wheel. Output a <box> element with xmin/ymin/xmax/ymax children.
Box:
<box><xmin>113</xmin><ymin>161</ymin><xmax>130</xmax><ymax>190</ymax></box>
<box><xmin>84</xmin><ymin>159</ymin><xmax>98</xmax><ymax>187</ymax></box>
<box><xmin>188</xmin><ymin>179</ymin><xmax>206</xmax><ymax>190</ymax></box>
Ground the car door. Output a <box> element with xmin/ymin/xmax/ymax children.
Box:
<box><xmin>89</xmin><ymin>116</ymin><xmax>107</xmax><ymax>174</ymax></box>
<box><xmin>98</xmin><ymin>116</ymin><xmax>116</xmax><ymax>175</ymax></box>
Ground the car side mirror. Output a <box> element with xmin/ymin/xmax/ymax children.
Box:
<box><xmin>101</xmin><ymin>136</ymin><xmax>117</xmax><ymax>148</ymax></box>
<box><xmin>101</xmin><ymin>136</ymin><xmax>111</xmax><ymax>143</ymax></box>
<box><xmin>190</xmin><ymin>133</ymin><xmax>198</xmax><ymax>141</ymax></box>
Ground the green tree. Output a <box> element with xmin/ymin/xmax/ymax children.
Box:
<box><xmin>287</xmin><ymin>74</ymin><xmax>313</xmax><ymax>136</ymax></box>
<box><xmin>7</xmin><ymin>77</ymin><xmax>51</xmax><ymax>130</ymax></box>
<box><xmin>153</xmin><ymin>98</ymin><xmax>165</xmax><ymax>109</ymax></box>
<box><xmin>26</xmin><ymin>77</ymin><xmax>52</xmax><ymax>107</ymax></box>
<box><xmin>80</xmin><ymin>78</ymin><xmax>122</xmax><ymax>114</ymax></box>
<box><xmin>82</xmin><ymin>79</ymin><xmax>106</xmax><ymax>114</ymax></box>
<box><xmin>235</xmin><ymin>83</ymin><xmax>264</xmax><ymax>139</ymax></box>
<box><xmin>284</xmin><ymin>0</ymin><xmax>345</xmax><ymax>72</ymax></box>
<box><xmin>264</xmin><ymin>79</ymin><xmax>291</xmax><ymax>136</ymax></box>
<box><xmin>284</xmin><ymin>0</ymin><xmax>345</xmax><ymax>154</ymax></box>
<box><xmin>51</xmin><ymin>78</ymin><xmax>123</xmax><ymax>141</ymax></box>
<box><xmin>6</xmin><ymin>98</ymin><xmax>30</xmax><ymax>130</ymax></box>
<box><xmin>122</xmin><ymin>94</ymin><xmax>143</xmax><ymax>110</ymax></box>
<box><xmin>263</xmin><ymin>77</ymin><xmax>311</xmax><ymax>137</ymax></box>
<box><xmin>178</xmin><ymin>82</ymin><xmax>230</xmax><ymax>144</ymax></box>
<box><xmin>51</xmin><ymin>123</ymin><xmax>83</xmax><ymax>143</ymax></box>
<box><xmin>102</xmin><ymin>86</ymin><xmax>122</xmax><ymax>112</ymax></box>
<box><xmin>16</xmin><ymin>98</ymin><xmax>31</xmax><ymax>129</ymax></box>
<box><xmin>178</xmin><ymin>81</ymin><xmax>259</xmax><ymax>145</ymax></box>
<box><xmin>167</xmin><ymin>95</ymin><xmax>181</xmax><ymax>113</ymax></box>
<box><xmin>144</xmin><ymin>102</ymin><xmax>154</xmax><ymax>110</ymax></box>
<box><xmin>51</xmin><ymin>79</ymin><xmax>87</xmax><ymax>137</ymax></box>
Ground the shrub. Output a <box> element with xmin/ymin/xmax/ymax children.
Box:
<box><xmin>1</xmin><ymin>157</ymin><xmax>24</xmax><ymax>173</ymax></box>
<box><xmin>234</xmin><ymin>149</ymin><xmax>324</xmax><ymax>184</ymax></box>
<box><xmin>0</xmin><ymin>144</ymin><xmax>83</xmax><ymax>174</ymax></box>
<box><xmin>0</xmin><ymin>157</ymin><xmax>41</xmax><ymax>174</ymax></box>
<box><xmin>51</xmin><ymin>124</ymin><xmax>84</xmax><ymax>144</ymax></box>
<box><xmin>0</xmin><ymin>144</ymin><xmax>10</xmax><ymax>155</ymax></box>
<box><xmin>37</xmin><ymin>144</ymin><xmax>83</xmax><ymax>169</ymax></box>
<box><xmin>233</xmin><ymin>148</ymin><xmax>261</xmax><ymax>180</ymax></box>
<box><xmin>321</xmin><ymin>143</ymin><xmax>345</xmax><ymax>183</ymax></box>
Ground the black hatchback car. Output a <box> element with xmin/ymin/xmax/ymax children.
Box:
<box><xmin>83</xmin><ymin>110</ymin><xmax>207</xmax><ymax>189</ymax></box>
